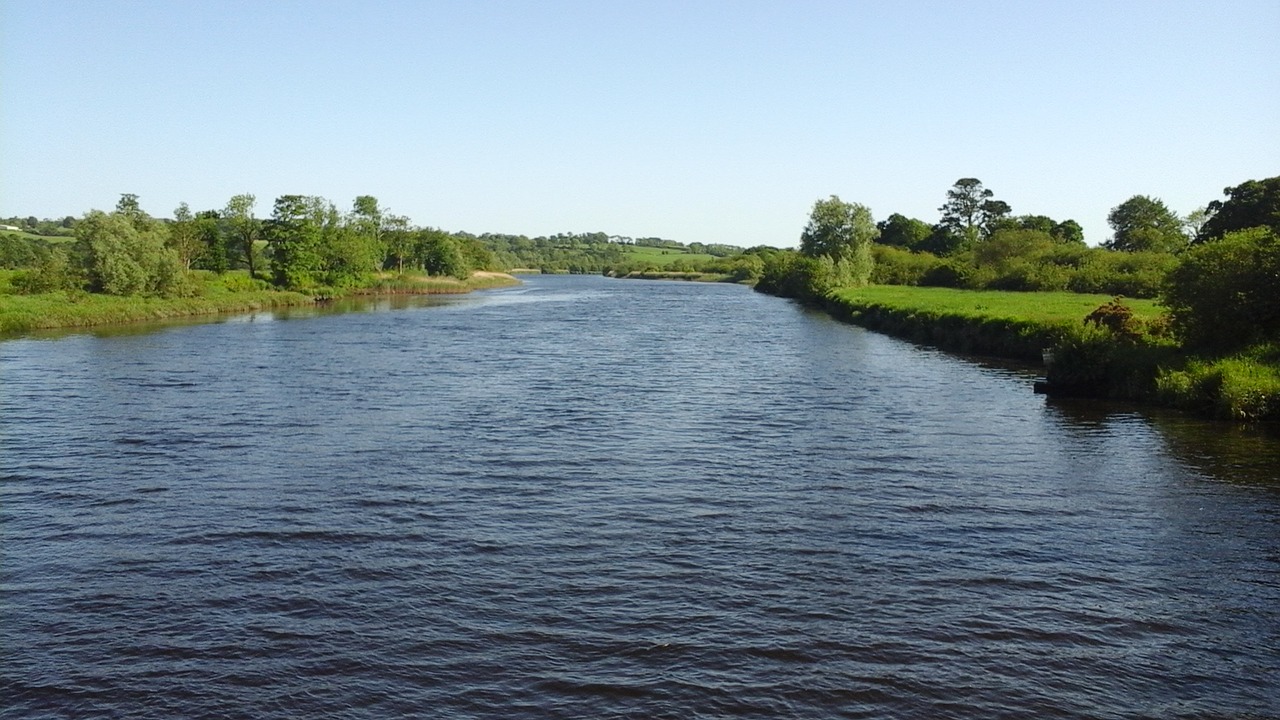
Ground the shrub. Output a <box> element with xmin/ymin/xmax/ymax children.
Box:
<box><xmin>1156</xmin><ymin>347</ymin><xmax>1280</xmax><ymax>420</ymax></box>
<box><xmin>871</xmin><ymin>245</ymin><xmax>945</xmax><ymax>285</ymax></box>
<box><xmin>920</xmin><ymin>261</ymin><xmax>975</xmax><ymax>288</ymax></box>
<box><xmin>1066</xmin><ymin>249</ymin><xmax>1174</xmax><ymax>298</ymax></box>
<box><xmin>9</xmin><ymin>246</ymin><xmax>80</xmax><ymax>294</ymax></box>
<box><xmin>1084</xmin><ymin>297</ymin><xmax>1143</xmax><ymax>342</ymax></box>
<box><xmin>1163</xmin><ymin>227</ymin><xmax>1280</xmax><ymax>351</ymax></box>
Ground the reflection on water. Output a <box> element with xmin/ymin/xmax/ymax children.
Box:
<box><xmin>1047</xmin><ymin>397</ymin><xmax>1280</xmax><ymax>489</ymax></box>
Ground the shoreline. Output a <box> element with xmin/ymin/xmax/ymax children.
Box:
<box><xmin>0</xmin><ymin>272</ymin><xmax>520</xmax><ymax>336</ymax></box>
<box><xmin>813</xmin><ymin>286</ymin><xmax>1277</xmax><ymax>422</ymax></box>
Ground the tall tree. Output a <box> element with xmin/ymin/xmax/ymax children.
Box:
<box><xmin>416</xmin><ymin>228</ymin><xmax>470</xmax><ymax>279</ymax></box>
<box><xmin>939</xmin><ymin>178</ymin><xmax>1008</xmax><ymax>245</ymax></box>
<box><xmin>876</xmin><ymin>213</ymin><xmax>932</xmax><ymax>249</ymax></box>
<box><xmin>351</xmin><ymin>195</ymin><xmax>385</xmax><ymax>249</ymax></box>
<box><xmin>193</xmin><ymin>209</ymin><xmax>227</xmax><ymax>273</ymax></box>
<box><xmin>1052</xmin><ymin>219</ymin><xmax>1085</xmax><ymax>244</ymax></box>
<box><xmin>798</xmin><ymin>195</ymin><xmax>877</xmax><ymax>291</ymax></box>
<box><xmin>167</xmin><ymin>202</ymin><xmax>204</xmax><ymax>270</ymax></box>
<box><xmin>264</xmin><ymin>194</ymin><xmax>328</xmax><ymax>289</ymax></box>
<box><xmin>799</xmin><ymin>195</ymin><xmax>878</xmax><ymax>261</ymax></box>
<box><xmin>381</xmin><ymin>214</ymin><xmax>413</xmax><ymax>273</ymax></box>
<box><xmin>116</xmin><ymin>193</ymin><xmax>144</xmax><ymax>226</ymax></box>
<box><xmin>1196</xmin><ymin>176</ymin><xmax>1280</xmax><ymax>242</ymax></box>
<box><xmin>1104</xmin><ymin>195</ymin><xmax>1186</xmax><ymax>253</ymax></box>
<box><xmin>224</xmin><ymin>194</ymin><xmax>262</xmax><ymax>279</ymax></box>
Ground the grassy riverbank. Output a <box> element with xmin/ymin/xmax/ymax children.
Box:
<box><xmin>825</xmin><ymin>286</ymin><xmax>1163</xmax><ymax>361</ymax></box>
<box><xmin>614</xmin><ymin>270</ymin><xmax>735</xmax><ymax>282</ymax></box>
<box><xmin>0</xmin><ymin>270</ymin><xmax>518</xmax><ymax>335</ymax></box>
<box><xmin>823</xmin><ymin>285</ymin><xmax>1278</xmax><ymax>421</ymax></box>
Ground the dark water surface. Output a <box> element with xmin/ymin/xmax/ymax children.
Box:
<box><xmin>3</xmin><ymin>274</ymin><xmax>1278</xmax><ymax>719</ymax></box>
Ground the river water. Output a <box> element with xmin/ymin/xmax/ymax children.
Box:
<box><xmin>2</xmin><ymin>274</ymin><xmax>1278</xmax><ymax>719</ymax></box>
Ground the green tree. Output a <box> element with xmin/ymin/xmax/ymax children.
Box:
<box><xmin>167</xmin><ymin>202</ymin><xmax>204</xmax><ymax>270</ymax></box>
<box><xmin>381</xmin><ymin>214</ymin><xmax>414</xmax><ymax>272</ymax></box>
<box><xmin>10</xmin><ymin>245</ymin><xmax>76</xmax><ymax>294</ymax></box>
<box><xmin>192</xmin><ymin>210</ymin><xmax>228</xmax><ymax>273</ymax></box>
<box><xmin>1052</xmin><ymin>219</ymin><xmax>1085</xmax><ymax>244</ymax></box>
<box><xmin>799</xmin><ymin>195</ymin><xmax>876</xmax><ymax>289</ymax></box>
<box><xmin>939</xmin><ymin>178</ymin><xmax>1009</xmax><ymax>245</ymax></box>
<box><xmin>265</xmin><ymin>194</ymin><xmax>328</xmax><ymax>289</ymax></box>
<box><xmin>876</xmin><ymin>213</ymin><xmax>932</xmax><ymax>249</ymax></box>
<box><xmin>115</xmin><ymin>193</ymin><xmax>144</xmax><ymax>226</ymax></box>
<box><xmin>74</xmin><ymin>208</ymin><xmax>187</xmax><ymax>296</ymax></box>
<box><xmin>916</xmin><ymin>224</ymin><xmax>965</xmax><ymax>256</ymax></box>
<box><xmin>754</xmin><ymin>249</ymin><xmax>806</xmax><ymax>298</ymax></box>
<box><xmin>1196</xmin><ymin>176</ymin><xmax>1280</xmax><ymax>242</ymax></box>
<box><xmin>224</xmin><ymin>193</ymin><xmax>263</xmax><ymax>279</ymax></box>
<box><xmin>800</xmin><ymin>195</ymin><xmax>878</xmax><ymax>262</ymax></box>
<box><xmin>1163</xmin><ymin>226</ymin><xmax>1280</xmax><ymax>351</ymax></box>
<box><xmin>416</xmin><ymin>228</ymin><xmax>470</xmax><ymax>279</ymax></box>
<box><xmin>990</xmin><ymin>215</ymin><xmax>1085</xmax><ymax>244</ymax></box>
<box><xmin>1104</xmin><ymin>195</ymin><xmax>1186</xmax><ymax>253</ymax></box>
<box><xmin>350</xmin><ymin>195</ymin><xmax>386</xmax><ymax>259</ymax></box>
<box><xmin>458</xmin><ymin>235</ymin><xmax>498</xmax><ymax>272</ymax></box>
<box><xmin>323</xmin><ymin>220</ymin><xmax>381</xmax><ymax>288</ymax></box>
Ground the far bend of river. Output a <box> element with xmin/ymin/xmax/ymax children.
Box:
<box><xmin>3</xmin><ymin>273</ymin><xmax>1280</xmax><ymax>720</ymax></box>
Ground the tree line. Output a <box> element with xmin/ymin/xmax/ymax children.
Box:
<box><xmin>2</xmin><ymin>193</ymin><xmax>502</xmax><ymax>296</ymax></box>
<box><xmin>1</xmin><ymin>200</ymin><xmax>749</xmax><ymax>288</ymax></box>
<box><xmin>756</xmin><ymin>175</ymin><xmax>1280</xmax><ymax>354</ymax></box>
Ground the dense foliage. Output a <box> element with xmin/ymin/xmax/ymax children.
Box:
<box><xmin>754</xmin><ymin>175</ymin><xmax>1280</xmax><ymax>419</ymax></box>
<box><xmin>1196</xmin><ymin>177</ymin><xmax>1280</xmax><ymax>242</ymax></box>
<box><xmin>1163</xmin><ymin>227</ymin><xmax>1280</xmax><ymax>351</ymax></box>
<box><xmin>2</xmin><ymin>193</ymin><xmax>511</xmax><ymax>296</ymax></box>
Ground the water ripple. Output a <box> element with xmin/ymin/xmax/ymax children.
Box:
<box><xmin>2</xmin><ymin>275</ymin><xmax>1279</xmax><ymax>719</ymax></box>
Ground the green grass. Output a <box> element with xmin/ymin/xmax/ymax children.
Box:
<box><xmin>1</xmin><ymin>230</ymin><xmax>75</xmax><ymax>243</ymax></box>
<box><xmin>0</xmin><ymin>270</ymin><xmax>519</xmax><ymax>335</ymax></box>
<box><xmin>824</xmin><ymin>285</ymin><xmax>1166</xmax><ymax>363</ymax></box>
<box><xmin>619</xmin><ymin>245</ymin><xmax>718</xmax><ymax>268</ymax></box>
<box><xmin>822</xmin><ymin>284</ymin><xmax>1277</xmax><ymax>421</ymax></box>
<box><xmin>0</xmin><ymin>287</ymin><xmax>314</xmax><ymax>335</ymax></box>
<box><xmin>829</xmin><ymin>285</ymin><xmax>1163</xmax><ymax>326</ymax></box>
<box><xmin>1157</xmin><ymin>344</ymin><xmax>1280</xmax><ymax>421</ymax></box>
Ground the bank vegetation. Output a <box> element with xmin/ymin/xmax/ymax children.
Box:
<box><xmin>754</xmin><ymin>177</ymin><xmax>1280</xmax><ymax>421</ymax></box>
<box><xmin>0</xmin><ymin>193</ymin><xmax>517</xmax><ymax>334</ymax></box>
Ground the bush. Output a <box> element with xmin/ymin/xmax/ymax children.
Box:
<box><xmin>216</xmin><ymin>271</ymin><xmax>272</xmax><ymax>293</ymax></box>
<box><xmin>920</xmin><ymin>261</ymin><xmax>975</xmax><ymax>288</ymax></box>
<box><xmin>9</xmin><ymin>246</ymin><xmax>80</xmax><ymax>294</ymax></box>
<box><xmin>1163</xmin><ymin>227</ymin><xmax>1280</xmax><ymax>351</ymax></box>
<box><xmin>0</xmin><ymin>234</ymin><xmax>50</xmax><ymax>269</ymax></box>
<box><xmin>1156</xmin><ymin>346</ymin><xmax>1280</xmax><ymax>420</ymax></box>
<box><xmin>75</xmin><ymin>210</ymin><xmax>189</xmax><ymax>297</ymax></box>
<box><xmin>870</xmin><ymin>245</ymin><xmax>945</xmax><ymax>285</ymax></box>
<box><xmin>1066</xmin><ymin>249</ymin><xmax>1173</xmax><ymax>298</ymax></box>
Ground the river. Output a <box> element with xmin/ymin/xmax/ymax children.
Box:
<box><xmin>2</xmin><ymin>274</ymin><xmax>1278</xmax><ymax>719</ymax></box>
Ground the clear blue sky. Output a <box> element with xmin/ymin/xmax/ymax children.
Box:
<box><xmin>2</xmin><ymin>0</ymin><xmax>1277</xmax><ymax>247</ymax></box>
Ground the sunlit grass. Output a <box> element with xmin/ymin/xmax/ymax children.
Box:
<box><xmin>829</xmin><ymin>285</ymin><xmax>1164</xmax><ymax>325</ymax></box>
<box><xmin>620</xmin><ymin>245</ymin><xmax>718</xmax><ymax>268</ymax></box>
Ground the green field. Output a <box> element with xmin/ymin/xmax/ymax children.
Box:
<box><xmin>821</xmin><ymin>284</ymin><xmax>1168</xmax><ymax>367</ymax></box>
<box><xmin>822</xmin><ymin>284</ymin><xmax>1276</xmax><ymax>420</ymax></box>
<box><xmin>619</xmin><ymin>245</ymin><xmax>718</xmax><ymax>267</ymax></box>
<box><xmin>829</xmin><ymin>285</ymin><xmax>1163</xmax><ymax>325</ymax></box>
<box><xmin>1</xmin><ymin>230</ymin><xmax>75</xmax><ymax>244</ymax></box>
